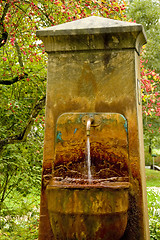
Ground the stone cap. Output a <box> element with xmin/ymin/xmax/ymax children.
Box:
<box><xmin>36</xmin><ymin>16</ymin><xmax>147</xmax><ymax>53</ymax></box>
<box><xmin>36</xmin><ymin>16</ymin><xmax>146</xmax><ymax>38</ymax></box>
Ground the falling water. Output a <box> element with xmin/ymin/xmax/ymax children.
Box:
<box><xmin>86</xmin><ymin>119</ymin><xmax>92</xmax><ymax>183</ymax></box>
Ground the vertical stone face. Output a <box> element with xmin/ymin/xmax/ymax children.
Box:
<box><xmin>36</xmin><ymin>16</ymin><xmax>150</xmax><ymax>240</ymax></box>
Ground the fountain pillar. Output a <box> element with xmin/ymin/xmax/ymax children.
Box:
<box><xmin>36</xmin><ymin>16</ymin><xmax>150</xmax><ymax>240</ymax></box>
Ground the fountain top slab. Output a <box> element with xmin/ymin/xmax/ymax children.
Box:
<box><xmin>36</xmin><ymin>16</ymin><xmax>146</xmax><ymax>40</ymax></box>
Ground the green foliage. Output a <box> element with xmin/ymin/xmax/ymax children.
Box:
<box><xmin>127</xmin><ymin>0</ymin><xmax>159</xmax><ymax>30</ymax></box>
<box><xmin>0</xmin><ymin>123</ymin><xmax>43</xmax><ymax>205</ymax></box>
<box><xmin>140</xmin><ymin>62</ymin><xmax>160</xmax><ymax>154</ymax></box>
<box><xmin>146</xmin><ymin>169</ymin><xmax>160</xmax><ymax>187</ymax></box>
<box><xmin>127</xmin><ymin>0</ymin><xmax>160</xmax><ymax>73</ymax></box>
<box><xmin>0</xmin><ymin>191</ymin><xmax>40</xmax><ymax>240</ymax></box>
<box><xmin>127</xmin><ymin>0</ymin><xmax>160</xmax><ymax>155</ymax></box>
<box><xmin>146</xmin><ymin>170</ymin><xmax>160</xmax><ymax>239</ymax></box>
<box><xmin>147</xmin><ymin>188</ymin><xmax>160</xmax><ymax>240</ymax></box>
<box><xmin>145</xmin><ymin>151</ymin><xmax>153</xmax><ymax>167</ymax></box>
<box><xmin>0</xmin><ymin>124</ymin><xmax>43</xmax><ymax>239</ymax></box>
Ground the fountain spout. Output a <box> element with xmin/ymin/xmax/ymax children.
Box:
<box><xmin>86</xmin><ymin>117</ymin><xmax>94</xmax><ymax>136</ymax></box>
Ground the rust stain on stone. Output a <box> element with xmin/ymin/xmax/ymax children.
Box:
<box><xmin>53</xmin><ymin>113</ymin><xmax>129</xmax><ymax>181</ymax></box>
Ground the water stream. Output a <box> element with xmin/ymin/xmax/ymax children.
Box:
<box><xmin>86</xmin><ymin>120</ymin><xmax>92</xmax><ymax>183</ymax></box>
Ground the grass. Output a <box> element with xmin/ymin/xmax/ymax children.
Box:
<box><xmin>145</xmin><ymin>169</ymin><xmax>160</xmax><ymax>240</ymax></box>
<box><xmin>145</xmin><ymin>169</ymin><xmax>160</xmax><ymax>187</ymax></box>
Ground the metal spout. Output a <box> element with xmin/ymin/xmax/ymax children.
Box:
<box><xmin>86</xmin><ymin>117</ymin><xmax>94</xmax><ymax>136</ymax></box>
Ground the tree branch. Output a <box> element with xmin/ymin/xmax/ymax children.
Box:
<box><xmin>0</xmin><ymin>31</ymin><xmax>8</xmax><ymax>48</ymax></box>
<box><xmin>0</xmin><ymin>95</ymin><xmax>46</xmax><ymax>151</ymax></box>
<box><xmin>14</xmin><ymin>39</ymin><xmax>24</xmax><ymax>68</ymax></box>
<box><xmin>15</xmin><ymin>3</ymin><xmax>38</xmax><ymax>29</ymax></box>
<box><xmin>0</xmin><ymin>3</ymin><xmax>10</xmax><ymax>47</ymax></box>
<box><xmin>1</xmin><ymin>3</ymin><xmax>10</xmax><ymax>22</ymax></box>
<box><xmin>0</xmin><ymin>73</ymin><xmax>28</xmax><ymax>85</ymax></box>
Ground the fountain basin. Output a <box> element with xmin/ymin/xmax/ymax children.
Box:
<box><xmin>46</xmin><ymin>180</ymin><xmax>130</xmax><ymax>240</ymax></box>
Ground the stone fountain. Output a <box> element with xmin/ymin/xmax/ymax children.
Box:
<box><xmin>36</xmin><ymin>16</ymin><xmax>150</xmax><ymax>240</ymax></box>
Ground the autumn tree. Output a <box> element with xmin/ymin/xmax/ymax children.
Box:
<box><xmin>140</xmin><ymin>60</ymin><xmax>160</xmax><ymax>160</ymax></box>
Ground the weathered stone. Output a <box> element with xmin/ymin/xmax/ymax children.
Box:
<box><xmin>37</xmin><ymin>16</ymin><xmax>149</xmax><ymax>240</ymax></box>
<box><xmin>36</xmin><ymin>16</ymin><xmax>146</xmax><ymax>54</ymax></box>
